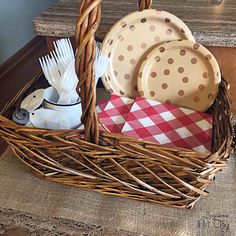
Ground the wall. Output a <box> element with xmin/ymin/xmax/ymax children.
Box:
<box><xmin>0</xmin><ymin>0</ymin><xmax>57</xmax><ymax>64</ymax></box>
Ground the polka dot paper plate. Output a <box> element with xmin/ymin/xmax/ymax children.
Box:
<box><xmin>101</xmin><ymin>9</ymin><xmax>195</xmax><ymax>98</ymax></box>
<box><xmin>137</xmin><ymin>40</ymin><xmax>221</xmax><ymax>112</ymax></box>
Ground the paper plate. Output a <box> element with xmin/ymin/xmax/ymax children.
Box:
<box><xmin>101</xmin><ymin>9</ymin><xmax>195</xmax><ymax>98</ymax></box>
<box><xmin>137</xmin><ymin>40</ymin><xmax>221</xmax><ymax>111</ymax></box>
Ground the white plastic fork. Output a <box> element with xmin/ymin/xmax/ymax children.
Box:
<box><xmin>53</xmin><ymin>38</ymin><xmax>74</xmax><ymax>61</ymax></box>
<box><xmin>40</xmin><ymin>55</ymin><xmax>78</xmax><ymax>104</ymax></box>
<box><xmin>39</xmin><ymin>56</ymin><xmax>62</xmax><ymax>97</ymax></box>
<box><xmin>57</xmin><ymin>61</ymin><xmax>79</xmax><ymax>104</ymax></box>
<box><xmin>51</xmin><ymin>50</ymin><xmax>72</xmax><ymax>76</ymax></box>
<box><xmin>52</xmin><ymin>38</ymin><xmax>76</xmax><ymax>79</ymax></box>
<box><xmin>94</xmin><ymin>43</ymin><xmax>110</xmax><ymax>83</ymax></box>
<box><xmin>39</xmin><ymin>38</ymin><xmax>101</xmax><ymax>104</ymax></box>
<box><xmin>51</xmin><ymin>39</ymin><xmax>79</xmax><ymax>104</ymax></box>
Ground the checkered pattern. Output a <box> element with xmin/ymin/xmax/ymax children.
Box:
<box><xmin>96</xmin><ymin>98</ymin><xmax>108</xmax><ymax>114</ymax></box>
<box><xmin>98</xmin><ymin>95</ymin><xmax>134</xmax><ymax>132</ymax></box>
<box><xmin>121</xmin><ymin>97</ymin><xmax>213</xmax><ymax>153</ymax></box>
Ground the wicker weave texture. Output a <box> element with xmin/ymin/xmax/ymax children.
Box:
<box><xmin>0</xmin><ymin>0</ymin><xmax>233</xmax><ymax>208</ymax></box>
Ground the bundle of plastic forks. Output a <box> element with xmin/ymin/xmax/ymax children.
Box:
<box><xmin>39</xmin><ymin>39</ymin><xmax>79</xmax><ymax>104</ymax></box>
<box><xmin>39</xmin><ymin>39</ymin><xmax>110</xmax><ymax>104</ymax></box>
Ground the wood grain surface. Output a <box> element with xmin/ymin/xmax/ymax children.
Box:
<box><xmin>33</xmin><ymin>0</ymin><xmax>236</xmax><ymax>47</ymax></box>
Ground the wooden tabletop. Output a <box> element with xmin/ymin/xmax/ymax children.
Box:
<box><xmin>33</xmin><ymin>0</ymin><xmax>236</xmax><ymax>47</ymax></box>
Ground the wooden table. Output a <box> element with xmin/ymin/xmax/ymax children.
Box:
<box><xmin>33</xmin><ymin>0</ymin><xmax>236</xmax><ymax>112</ymax></box>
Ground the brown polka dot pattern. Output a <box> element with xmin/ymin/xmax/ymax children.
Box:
<box><xmin>208</xmin><ymin>93</ymin><xmax>214</xmax><ymax>99</ymax></box>
<box><xmin>164</xmin><ymin>69</ymin><xmax>170</xmax><ymax>76</ymax></box>
<box><xmin>141</xmin><ymin>18</ymin><xmax>147</xmax><ymax>23</ymax></box>
<box><xmin>118</xmin><ymin>35</ymin><xmax>124</xmax><ymax>41</ymax></box>
<box><xmin>181</xmin><ymin>28</ymin><xmax>186</xmax><ymax>34</ymax></box>
<box><xmin>159</xmin><ymin>47</ymin><xmax>165</xmax><ymax>53</ymax></box>
<box><xmin>180</xmin><ymin>50</ymin><xmax>186</xmax><ymax>56</ymax></box>
<box><xmin>203</xmin><ymin>72</ymin><xmax>208</xmax><ymax>78</ymax></box>
<box><xmin>149</xmin><ymin>25</ymin><xmax>156</xmax><ymax>32</ymax></box>
<box><xmin>206</xmin><ymin>54</ymin><xmax>212</xmax><ymax>60</ymax></box>
<box><xmin>178</xmin><ymin>90</ymin><xmax>184</xmax><ymax>96</ymax></box>
<box><xmin>151</xmin><ymin>72</ymin><xmax>157</xmax><ymax>78</ymax></box>
<box><xmin>127</xmin><ymin>45</ymin><xmax>133</xmax><ymax>51</ymax></box>
<box><xmin>193</xmin><ymin>43</ymin><xmax>200</xmax><ymax>50</ymax></box>
<box><xmin>182</xmin><ymin>77</ymin><xmax>189</xmax><ymax>83</ymax></box>
<box><xmin>139</xmin><ymin>91</ymin><xmax>144</xmax><ymax>96</ymax></box>
<box><xmin>129</xmin><ymin>25</ymin><xmax>135</xmax><ymax>31</ymax></box>
<box><xmin>120</xmin><ymin>90</ymin><xmax>125</xmax><ymax>95</ymax></box>
<box><xmin>155</xmin><ymin>56</ymin><xmax>161</xmax><ymax>62</ymax></box>
<box><xmin>130</xmin><ymin>59</ymin><xmax>136</xmax><ymax>65</ymax></box>
<box><xmin>102</xmin><ymin>12</ymin><xmax>203</xmax><ymax>103</ymax></box>
<box><xmin>118</xmin><ymin>55</ymin><xmax>124</xmax><ymax>61</ymax></box>
<box><xmin>193</xmin><ymin>96</ymin><xmax>200</xmax><ymax>102</ymax></box>
<box><xmin>165</xmin><ymin>100</ymin><xmax>171</xmax><ymax>104</ymax></box>
<box><xmin>162</xmin><ymin>83</ymin><xmax>168</xmax><ymax>89</ymax></box>
<box><xmin>107</xmin><ymin>76</ymin><xmax>111</xmax><ymax>81</ymax></box>
<box><xmin>199</xmin><ymin>84</ymin><xmax>205</xmax><ymax>91</ymax></box>
<box><xmin>141</xmin><ymin>43</ymin><xmax>147</xmax><ymax>49</ymax></box>
<box><xmin>155</xmin><ymin>36</ymin><xmax>161</xmax><ymax>43</ymax></box>
<box><xmin>124</xmin><ymin>74</ymin><xmax>130</xmax><ymax>80</ymax></box>
<box><xmin>135</xmin><ymin>40</ymin><xmax>219</xmax><ymax>112</ymax></box>
<box><xmin>168</xmin><ymin>58</ymin><xmax>174</xmax><ymax>64</ymax></box>
<box><xmin>166</xmin><ymin>29</ymin><xmax>172</xmax><ymax>35</ymax></box>
<box><xmin>165</xmin><ymin>18</ymin><xmax>171</xmax><ymax>23</ymax></box>
<box><xmin>150</xmin><ymin>91</ymin><xmax>155</xmax><ymax>97</ymax></box>
<box><xmin>191</xmin><ymin>58</ymin><xmax>198</xmax><ymax>64</ymax></box>
<box><xmin>121</xmin><ymin>22</ymin><xmax>126</xmax><ymax>28</ymax></box>
<box><xmin>178</xmin><ymin>67</ymin><xmax>184</xmax><ymax>73</ymax></box>
<box><xmin>108</xmin><ymin>89</ymin><xmax>114</xmax><ymax>94</ymax></box>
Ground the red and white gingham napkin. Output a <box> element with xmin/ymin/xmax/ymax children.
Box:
<box><xmin>121</xmin><ymin>97</ymin><xmax>213</xmax><ymax>153</ymax></box>
<box><xmin>98</xmin><ymin>95</ymin><xmax>134</xmax><ymax>132</ymax></box>
<box><xmin>97</xmin><ymin>98</ymin><xmax>109</xmax><ymax>114</ymax></box>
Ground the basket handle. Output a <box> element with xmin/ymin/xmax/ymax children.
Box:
<box><xmin>139</xmin><ymin>0</ymin><xmax>152</xmax><ymax>11</ymax></box>
<box><xmin>75</xmin><ymin>0</ymin><xmax>152</xmax><ymax>143</ymax></box>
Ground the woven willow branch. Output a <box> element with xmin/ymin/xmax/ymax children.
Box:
<box><xmin>75</xmin><ymin>0</ymin><xmax>102</xmax><ymax>143</ymax></box>
<box><xmin>139</xmin><ymin>0</ymin><xmax>152</xmax><ymax>11</ymax></box>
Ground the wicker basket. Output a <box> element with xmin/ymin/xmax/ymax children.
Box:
<box><xmin>0</xmin><ymin>0</ymin><xmax>233</xmax><ymax>209</ymax></box>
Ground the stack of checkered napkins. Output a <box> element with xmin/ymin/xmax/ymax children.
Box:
<box><xmin>97</xmin><ymin>95</ymin><xmax>213</xmax><ymax>153</ymax></box>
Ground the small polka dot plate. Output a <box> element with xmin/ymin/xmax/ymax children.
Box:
<box><xmin>101</xmin><ymin>9</ymin><xmax>195</xmax><ymax>98</ymax></box>
<box><xmin>137</xmin><ymin>40</ymin><xmax>221</xmax><ymax>112</ymax></box>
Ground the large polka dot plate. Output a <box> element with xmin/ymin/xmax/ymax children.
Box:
<box><xmin>101</xmin><ymin>9</ymin><xmax>195</xmax><ymax>98</ymax></box>
<box><xmin>137</xmin><ymin>40</ymin><xmax>221</xmax><ymax>112</ymax></box>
